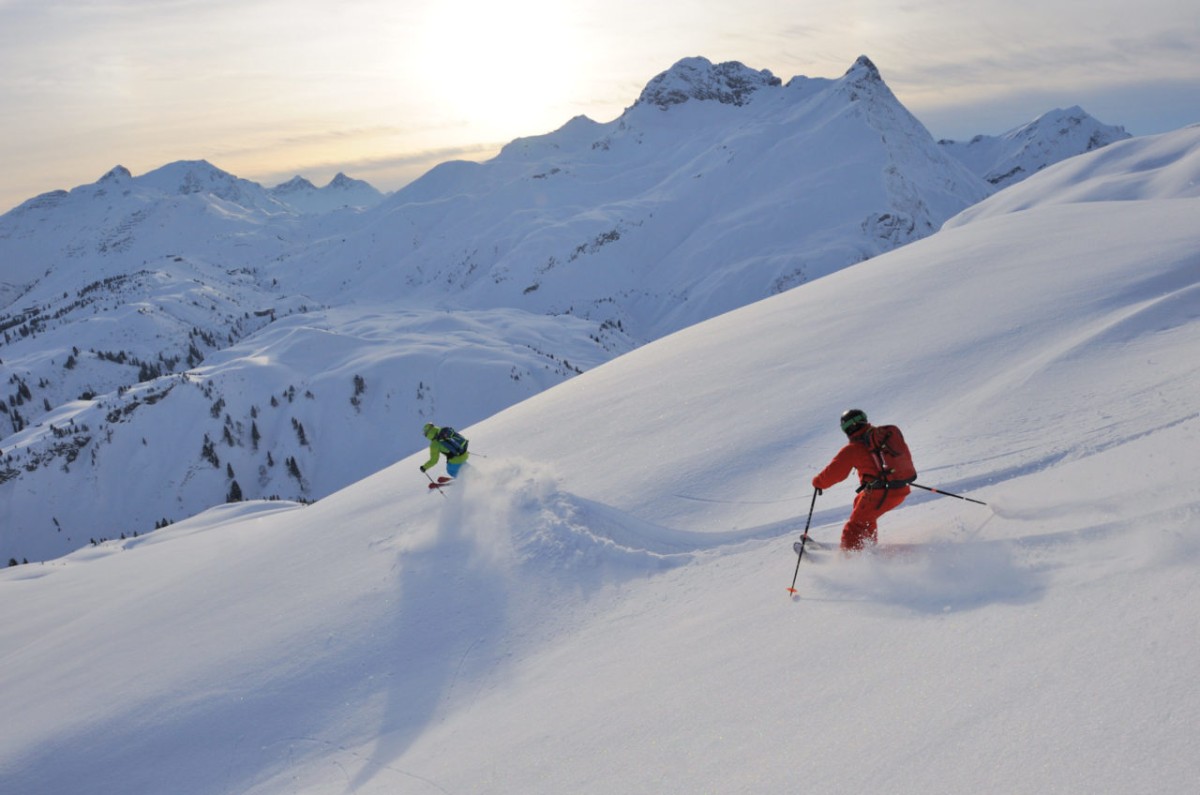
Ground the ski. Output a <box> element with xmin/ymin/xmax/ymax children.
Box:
<box><xmin>427</xmin><ymin>476</ymin><xmax>453</xmax><ymax>490</ymax></box>
<box><xmin>793</xmin><ymin>537</ymin><xmax>828</xmax><ymax>552</ymax></box>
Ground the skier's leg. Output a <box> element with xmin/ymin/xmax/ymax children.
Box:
<box><xmin>841</xmin><ymin>493</ymin><xmax>879</xmax><ymax>550</ymax></box>
<box><xmin>843</xmin><ymin>487</ymin><xmax>909</xmax><ymax>549</ymax></box>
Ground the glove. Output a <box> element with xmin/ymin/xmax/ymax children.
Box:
<box><xmin>813</xmin><ymin>487</ymin><xmax>823</xmax><ymax>496</ymax></box>
<box><xmin>419</xmin><ymin>464</ymin><xmax>427</xmax><ymax>473</ymax></box>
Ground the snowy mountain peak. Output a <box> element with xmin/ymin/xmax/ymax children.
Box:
<box><xmin>327</xmin><ymin>172</ymin><xmax>362</xmax><ymax>190</ymax></box>
<box><xmin>635</xmin><ymin>56</ymin><xmax>782</xmax><ymax>109</ymax></box>
<box><xmin>272</xmin><ymin>175</ymin><xmax>317</xmax><ymax>194</ymax></box>
<box><xmin>141</xmin><ymin>159</ymin><xmax>238</xmax><ymax>195</ymax></box>
<box><xmin>266</xmin><ymin>171</ymin><xmax>384</xmax><ymax>212</ymax></box>
<box><xmin>832</xmin><ymin>54</ymin><xmax>900</xmax><ymax>109</ymax></box>
<box><xmin>844</xmin><ymin>54</ymin><xmax>882</xmax><ymax>83</ymax></box>
<box><xmin>131</xmin><ymin>159</ymin><xmax>291</xmax><ymax>214</ymax></box>
<box><xmin>939</xmin><ymin>106</ymin><xmax>1131</xmax><ymax>189</ymax></box>
<box><xmin>99</xmin><ymin>165</ymin><xmax>132</xmax><ymax>183</ymax></box>
<box><xmin>1001</xmin><ymin>106</ymin><xmax>1129</xmax><ymax>153</ymax></box>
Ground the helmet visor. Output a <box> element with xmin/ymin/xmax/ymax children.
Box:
<box><xmin>840</xmin><ymin>410</ymin><xmax>867</xmax><ymax>433</ymax></box>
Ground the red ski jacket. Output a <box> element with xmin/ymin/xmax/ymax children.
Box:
<box><xmin>812</xmin><ymin>424</ymin><xmax>916</xmax><ymax>492</ymax></box>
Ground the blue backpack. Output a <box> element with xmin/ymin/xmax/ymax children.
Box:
<box><xmin>437</xmin><ymin>427</ymin><xmax>468</xmax><ymax>457</ymax></box>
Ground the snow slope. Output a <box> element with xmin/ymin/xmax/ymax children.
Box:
<box><xmin>1</xmin><ymin>127</ymin><xmax>1197</xmax><ymax>794</ymax></box>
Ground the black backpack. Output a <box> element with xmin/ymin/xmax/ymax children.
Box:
<box><xmin>437</xmin><ymin>426</ymin><xmax>468</xmax><ymax>457</ymax></box>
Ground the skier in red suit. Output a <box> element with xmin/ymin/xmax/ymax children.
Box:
<box><xmin>813</xmin><ymin>409</ymin><xmax>917</xmax><ymax>550</ymax></box>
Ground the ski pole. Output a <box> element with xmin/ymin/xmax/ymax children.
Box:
<box><xmin>787</xmin><ymin>490</ymin><xmax>820</xmax><ymax>595</ymax></box>
<box><xmin>422</xmin><ymin>468</ymin><xmax>447</xmax><ymax>498</ymax></box>
<box><xmin>909</xmin><ymin>482</ymin><xmax>987</xmax><ymax>506</ymax></box>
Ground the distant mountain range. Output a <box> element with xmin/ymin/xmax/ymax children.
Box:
<box><xmin>0</xmin><ymin>55</ymin><xmax>1131</xmax><ymax>563</ymax></box>
<box><xmin>268</xmin><ymin>172</ymin><xmax>385</xmax><ymax>213</ymax></box>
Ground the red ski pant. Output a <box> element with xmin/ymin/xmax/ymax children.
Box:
<box><xmin>841</xmin><ymin>486</ymin><xmax>910</xmax><ymax>550</ymax></box>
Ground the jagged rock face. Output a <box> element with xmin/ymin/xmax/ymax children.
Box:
<box><xmin>636</xmin><ymin>57</ymin><xmax>782</xmax><ymax>109</ymax></box>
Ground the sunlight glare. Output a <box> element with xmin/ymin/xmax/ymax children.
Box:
<box><xmin>414</xmin><ymin>0</ymin><xmax>584</xmax><ymax>135</ymax></box>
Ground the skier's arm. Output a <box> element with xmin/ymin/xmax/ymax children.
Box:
<box><xmin>421</xmin><ymin>443</ymin><xmax>442</xmax><ymax>471</ymax></box>
<box><xmin>812</xmin><ymin>447</ymin><xmax>854</xmax><ymax>491</ymax></box>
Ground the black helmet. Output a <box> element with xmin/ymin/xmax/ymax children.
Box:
<box><xmin>840</xmin><ymin>408</ymin><xmax>868</xmax><ymax>435</ymax></box>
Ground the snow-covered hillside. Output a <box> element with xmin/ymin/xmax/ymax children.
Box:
<box><xmin>0</xmin><ymin>56</ymin><xmax>1131</xmax><ymax>563</ymax></box>
<box><xmin>0</xmin><ymin>307</ymin><xmax>625</xmax><ymax>561</ymax></box>
<box><xmin>1</xmin><ymin>125</ymin><xmax>1197</xmax><ymax>795</ymax></box>
<box><xmin>939</xmin><ymin>105</ymin><xmax>1130</xmax><ymax>189</ymax></box>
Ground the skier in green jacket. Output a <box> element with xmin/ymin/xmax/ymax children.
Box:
<box><xmin>419</xmin><ymin>423</ymin><xmax>470</xmax><ymax>478</ymax></box>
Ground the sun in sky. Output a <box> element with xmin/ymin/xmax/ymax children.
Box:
<box><xmin>410</xmin><ymin>0</ymin><xmax>588</xmax><ymax>131</ymax></box>
<box><xmin>0</xmin><ymin>0</ymin><xmax>1195</xmax><ymax>212</ymax></box>
<box><xmin>238</xmin><ymin>0</ymin><xmax>608</xmax><ymax>194</ymax></box>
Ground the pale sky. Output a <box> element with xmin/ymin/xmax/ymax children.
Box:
<box><xmin>1</xmin><ymin>0</ymin><xmax>1197</xmax><ymax>212</ymax></box>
